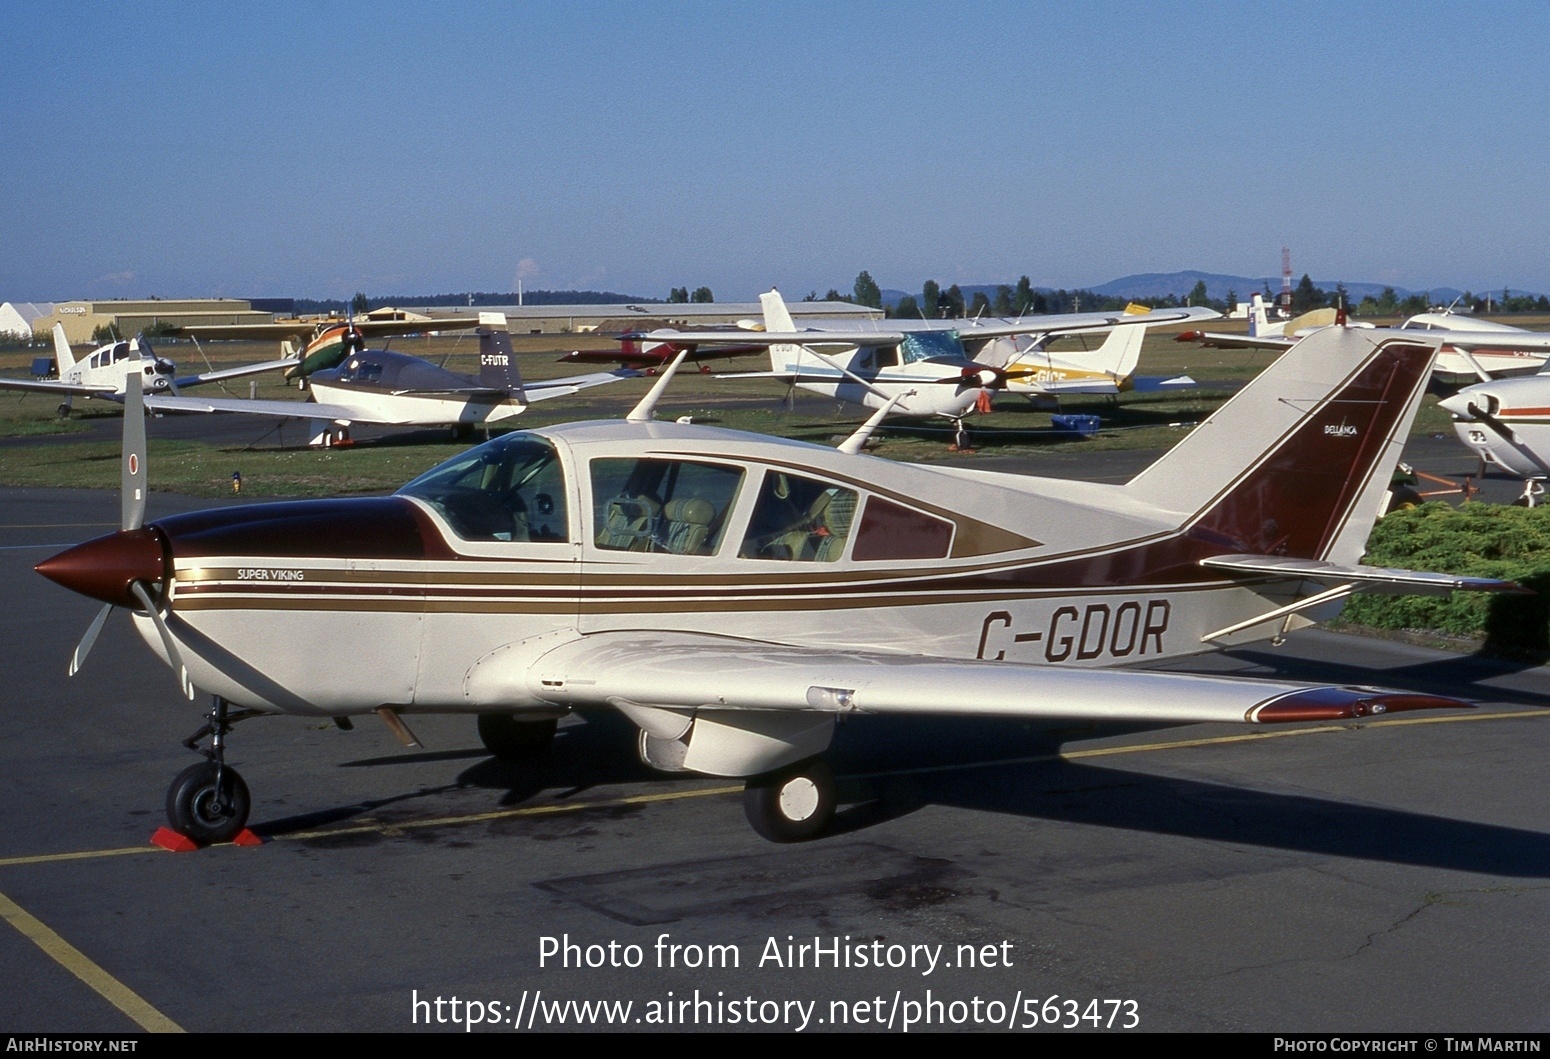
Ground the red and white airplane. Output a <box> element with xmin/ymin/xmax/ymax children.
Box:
<box><xmin>36</xmin><ymin>323</ymin><xmax>1515</xmax><ymax>844</ymax></box>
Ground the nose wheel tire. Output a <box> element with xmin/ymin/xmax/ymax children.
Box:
<box><xmin>166</xmin><ymin>761</ymin><xmax>250</xmax><ymax>845</ymax></box>
<box><xmin>477</xmin><ymin>713</ymin><xmax>558</xmax><ymax>761</ymax></box>
<box><xmin>743</xmin><ymin>757</ymin><xmax>836</xmax><ymax>842</ymax></box>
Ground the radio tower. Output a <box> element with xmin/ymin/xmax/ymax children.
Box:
<box><xmin>1278</xmin><ymin>247</ymin><xmax>1293</xmax><ymax>316</ymax></box>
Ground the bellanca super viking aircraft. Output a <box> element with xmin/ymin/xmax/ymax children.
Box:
<box><xmin>36</xmin><ymin>321</ymin><xmax>1517</xmax><ymax>845</ymax></box>
<box><xmin>0</xmin><ymin>325</ymin><xmax>295</xmax><ymax>416</ymax></box>
<box><xmin>639</xmin><ymin>290</ymin><xmax>1217</xmax><ymax>446</ymax></box>
<box><xmin>141</xmin><ymin>313</ymin><xmax>636</xmax><ymax>446</ymax></box>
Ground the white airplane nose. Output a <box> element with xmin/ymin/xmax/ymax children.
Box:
<box><xmin>1436</xmin><ymin>392</ymin><xmax>1476</xmax><ymax>418</ymax></box>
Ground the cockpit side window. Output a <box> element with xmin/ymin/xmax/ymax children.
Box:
<box><xmin>739</xmin><ymin>471</ymin><xmax>857</xmax><ymax>562</ymax></box>
<box><xmin>590</xmin><ymin>457</ymin><xmax>744</xmax><ymax>555</ymax></box>
<box><xmin>852</xmin><ymin>496</ymin><xmax>953</xmax><ymax>561</ymax></box>
<box><xmin>397</xmin><ymin>433</ymin><xmax>568</xmax><ymax>543</ymax></box>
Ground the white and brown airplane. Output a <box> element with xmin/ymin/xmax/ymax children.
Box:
<box><xmin>0</xmin><ymin>325</ymin><xmax>294</xmax><ymax>416</ymax></box>
<box><xmin>36</xmin><ymin>323</ymin><xmax>1517</xmax><ymax>844</ymax></box>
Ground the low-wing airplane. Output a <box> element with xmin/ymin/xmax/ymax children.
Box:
<box><xmin>1436</xmin><ymin>371</ymin><xmax>1550</xmax><ymax>504</ymax></box>
<box><xmin>36</xmin><ymin>322</ymin><xmax>1519</xmax><ymax>845</ymax></box>
<box><xmin>647</xmin><ymin>290</ymin><xmax>1217</xmax><ymax>446</ymax></box>
<box><xmin>1178</xmin><ymin>297</ymin><xmax>1550</xmax><ymax>385</ymax></box>
<box><xmin>176</xmin><ymin>313</ymin><xmax>483</xmax><ymax>381</ymax></box>
<box><xmin>557</xmin><ymin>322</ymin><xmax>769</xmax><ymax>374</ymax></box>
<box><xmin>0</xmin><ymin>325</ymin><xmax>295</xmax><ymax>416</ymax></box>
<box><xmin>140</xmin><ymin>313</ymin><xmax>637</xmax><ymax>446</ymax></box>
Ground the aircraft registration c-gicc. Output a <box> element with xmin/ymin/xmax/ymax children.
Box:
<box><xmin>36</xmin><ymin>322</ymin><xmax>1519</xmax><ymax>843</ymax></box>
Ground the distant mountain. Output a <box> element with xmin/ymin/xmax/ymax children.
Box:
<box><xmin>1088</xmin><ymin>271</ymin><xmax>1453</xmax><ymax>304</ymax></box>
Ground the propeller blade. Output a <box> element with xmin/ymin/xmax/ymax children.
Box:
<box><xmin>68</xmin><ymin>602</ymin><xmax>114</xmax><ymax>677</ymax></box>
<box><xmin>122</xmin><ymin>372</ymin><xmax>146</xmax><ymax>532</ymax></box>
<box><xmin>129</xmin><ymin>581</ymin><xmax>193</xmax><ymax>700</ymax></box>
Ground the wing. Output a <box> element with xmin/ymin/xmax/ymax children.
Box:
<box><xmin>637</xmin><ymin>329</ymin><xmax>908</xmax><ymax>349</ymax></box>
<box><xmin>953</xmin><ymin>305</ymin><xmax>1222</xmax><ymax>342</ymax></box>
<box><xmin>143</xmin><ymin>394</ymin><xmax>361</xmax><ymax>421</ymax></box>
<box><xmin>1174</xmin><ymin>330</ymin><xmax>1297</xmax><ymax>351</ymax></box>
<box><xmin>0</xmin><ymin>377</ymin><xmax>116</xmax><ymax>397</ymax></box>
<box><xmin>513</xmin><ymin>630</ymin><xmax>1469</xmax><ymax>725</ymax></box>
<box><xmin>521</xmin><ymin>368</ymin><xmax>640</xmax><ymax>402</ymax></box>
<box><xmin>173</xmin><ymin>358</ymin><xmax>297</xmax><ymax>390</ymax></box>
<box><xmin>176</xmin><ymin>317</ymin><xmax>481</xmax><ymax>340</ymax></box>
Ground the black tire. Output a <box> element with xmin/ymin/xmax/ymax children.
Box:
<box><xmin>743</xmin><ymin>758</ymin><xmax>836</xmax><ymax>843</ymax></box>
<box><xmin>1387</xmin><ymin>486</ymin><xmax>1423</xmax><ymax>512</ymax></box>
<box><xmin>166</xmin><ymin>762</ymin><xmax>250</xmax><ymax>845</ymax></box>
<box><xmin>477</xmin><ymin>713</ymin><xmax>557</xmax><ymax>761</ymax></box>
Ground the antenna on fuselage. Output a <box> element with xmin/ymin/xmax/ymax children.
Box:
<box><xmin>626</xmin><ymin>348</ymin><xmax>691</xmax><ymax>423</ymax></box>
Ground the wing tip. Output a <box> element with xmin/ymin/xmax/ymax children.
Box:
<box><xmin>1248</xmin><ymin>687</ymin><xmax>1473</xmax><ymax>723</ymax></box>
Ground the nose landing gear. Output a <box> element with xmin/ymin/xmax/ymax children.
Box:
<box><xmin>167</xmin><ymin>696</ymin><xmax>260</xmax><ymax>844</ymax></box>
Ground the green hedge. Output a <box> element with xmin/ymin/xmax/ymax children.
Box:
<box><xmin>1340</xmin><ymin>502</ymin><xmax>1550</xmax><ymax>655</ymax></box>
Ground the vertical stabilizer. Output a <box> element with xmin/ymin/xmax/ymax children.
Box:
<box><xmin>1248</xmin><ymin>293</ymin><xmax>1269</xmax><ymax>338</ymax></box>
<box><xmin>477</xmin><ymin>312</ymin><xmax>526</xmax><ymax>400</ymax></box>
<box><xmin>52</xmin><ymin>324</ymin><xmax>76</xmax><ymax>373</ymax></box>
<box><xmin>1125</xmin><ymin>328</ymin><xmax>1441</xmax><ymax>565</ymax></box>
<box><xmin>759</xmin><ymin>289</ymin><xmax>801</xmax><ymax>374</ymax></box>
<box><xmin>1090</xmin><ymin>322</ymin><xmax>1146</xmax><ymax>380</ymax></box>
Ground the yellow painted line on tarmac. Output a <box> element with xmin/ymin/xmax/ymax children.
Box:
<box><xmin>279</xmin><ymin>782</ymin><xmax>747</xmax><ymax>842</ymax></box>
<box><xmin>0</xmin><ymin>890</ymin><xmax>183</xmax><ymax>1033</ymax></box>
<box><xmin>1</xmin><ymin>708</ymin><xmax>1545</xmax><ymax>865</ymax></box>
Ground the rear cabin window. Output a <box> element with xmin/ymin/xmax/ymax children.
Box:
<box><xmin>852</xmin><ymin>496</ymin><xmax>953</xmax><ymax>561</ymax></box>
<box><xmin>591</xmin><ymin>457</ymin><xmax>743</xmax><ymax>555</ymax></box>
<box><xmin>739</xmin><ymin>472</ymin><xmax>857</xmax><ymax>563</ymax></box>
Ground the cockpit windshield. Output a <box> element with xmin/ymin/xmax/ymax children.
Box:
<box><xmin>397</xmin><ymin>433</ymin><xmax>569</xmax><ymax>542</ymax></box>
<box><xmin>900</xmin><ymin>330</ymin><xmax>965</xmax><ymax>364</ymax></box>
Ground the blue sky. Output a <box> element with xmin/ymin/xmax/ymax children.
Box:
<box><xmin>6</xmin><ymin>0</ymin><xmax>1548</xmax><ymax>302</ymax></box>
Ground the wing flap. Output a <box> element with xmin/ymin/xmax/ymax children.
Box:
<box><xmin>525</xmin><ymin>631</ymin><xmax>1468</xmax><ymax>725</ymax></box>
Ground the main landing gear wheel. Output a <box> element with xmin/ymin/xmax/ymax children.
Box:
<box><xmin>477</xmin><ymin>713</ymin><xmax>558</xmax><ymax>761</ymax></box>
<box><xmin>166</xmin><ymin>761</ymin><xmax>250</xmax><ymax>845</ymax></box>
<box><xmin>743</xmin><ymin>757</ymin><xmax>836</xmax><ymax>843</ymax></box>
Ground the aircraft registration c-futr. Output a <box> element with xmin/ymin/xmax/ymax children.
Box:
<box><xmin>35</xmin><ymin>323</ymin><xmax>1518</xmax><ymax>843</ymax></box>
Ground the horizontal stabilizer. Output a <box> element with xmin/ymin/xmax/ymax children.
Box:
<box><xmin>1200</xmin><ymin>554</ymin><xmax>1527</xmax><ymax>595</ymax></box>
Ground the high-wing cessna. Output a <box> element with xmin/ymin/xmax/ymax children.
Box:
<box><xmin>970</xmin><ymin>317</ymin><xmax>1194</xmax><ymax>404</ymax></box>
<box><xmin>0</xmin><ymin>325</ymin><xmax>295</xmax><ymax>416</ymax></box>
<box><xmin>141</xmin><ymin>313</ymin><xmax>636</xmax><ymax>446</ymax></box>
<box><xmin>1179</xmin><ymin>297</ymin><xmax>1550</xmax><ymax>385</ymax></box>
<box><xmin>1436</xmin><ymin>370</ymin><xmax>1550</xmax><ymax>504</ymax></box>
<box><xmin>36</xmin><ymin>321</ymin><xmax>1517</xmax><ymax>845</ymax></box>
<box><xmin>176</xmin><ymin>313</ymin><xmax>482</xmax><ymax>381</ymax></box>
<box><xmin>650</xmin><ymin>290</ymin><xmax>1217</xmax><ymax>446</ymax></box>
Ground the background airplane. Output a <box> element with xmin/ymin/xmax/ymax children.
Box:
<box><xmin>144</xmin><ymin>312</ymin><xmax>636</xmax><ymax>446</ymax></box>
<box><xmin>1437</xmin><ymin>371</ymin><xmax>1550</xmax><ymax>504</ymax></box>
<box><xmin>176</xmin><ymin>313</ymin><xmax>482</xmax><ymax>382</ymax></box>
<box><xmin>647</xmin><ymin>290</ymin><xmax>1217</xmax><ymax>447</ymax></box>
<box><xmin>971</xmin><ymin>318</ymin><xmax>1194</xmax><ymax>404</ymax></box>
<box><xmin>1178</xmin><ymin>297</ymin><xmax>1550</xmax><ymax>385</ymax></box>
<box><xmin>35</xmin><ymin>323</ymin><xmax>1516</xmax><ymax>845</ymax></box>
<box><xmin>0</xmin><ymin>324</ymin><xmax>295</xmax><ymax>416</ymax></box>
<box><xmin>558</xmin><ymin>320</ymin><xmax>769</xmax><ymax>373</ymax></box>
